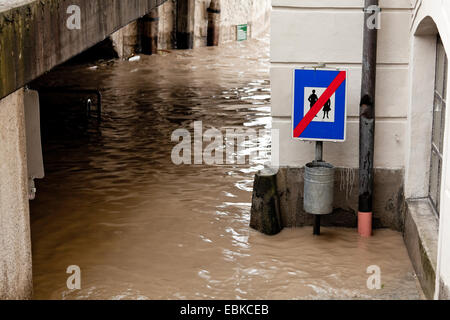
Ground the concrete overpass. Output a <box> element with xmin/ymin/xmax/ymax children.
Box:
<box><xmin>0</xmin><ymin>0</ymin><xmax>168</xmax><ymax>300</ymax></box>
<box><xmin>0</xmin><ymin>0</ymin><xmax>168</xmax><ymax>100</ymax></box>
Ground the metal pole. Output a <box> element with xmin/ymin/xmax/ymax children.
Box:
<box><xmin>315</xmin><ymin>141</ymin><xmax>323</xmax><ymax>162</ymax></box>
<box><xmin>314</xmin><ymin>141</ymin><xmax>323</xmax><ymax>235</ymax></box>
<box><xmin>359</xmin><ymin>0</ymin><xmax>379</xmax><ymax>237</ymax></box>
<box><xmin>313</xmin><ymin>215</ymin><xmax>321</xmax><ymax>236</ymax></box>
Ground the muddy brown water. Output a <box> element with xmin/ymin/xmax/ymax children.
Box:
<box><xmin>29</xmin><ymin>36</ymin><xmax>423</xmax><ymax>300</ymax></box>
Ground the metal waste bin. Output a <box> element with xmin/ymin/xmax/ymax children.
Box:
<box><xmin>304</xmin><ymin>161</ymin><xmax>335</xmax><ymax>215</ymax></box>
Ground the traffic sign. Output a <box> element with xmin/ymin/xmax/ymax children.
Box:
<box><xmin>237</xmin><ymin>24</ymin><xmax>248</xmax><ymax>41</ymax></box>
<box><xmin>292</xmin><ymin>69</ymin><xmax>347</xmax><ymax>141</ymax></box>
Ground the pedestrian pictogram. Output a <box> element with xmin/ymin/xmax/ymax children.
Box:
<box><xmin>292</xmin><ymin>69</ymin><xmax>347</xmax><ymax>141</ymax></box>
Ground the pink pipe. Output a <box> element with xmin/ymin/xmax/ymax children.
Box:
<box><xmin>358</xmin><ymin>212</ymin><xmax>372</xmax><ymax>237</ymax></box>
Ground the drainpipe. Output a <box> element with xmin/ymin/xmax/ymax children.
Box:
<box><xmin>359</xmin><ymin>0</ymin><xmax>379</xmax><ymax>237</ymax></box>
<box><xmin>207</xmin><ymin>0</ymin><xmax>221</xmax><ymax>46</ymax></box>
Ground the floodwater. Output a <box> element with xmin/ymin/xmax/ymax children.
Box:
<box><xmin>30</xmin><ymin>35</ymin><xmax>423</xmax><ymax>300</ymax></box>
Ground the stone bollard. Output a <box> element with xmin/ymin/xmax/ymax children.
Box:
<box><xmin>207</xmin><ymin>0</ymin><xmax>221</xmax><ymax>46</ymax></box>
<box><xmin>250</xmin><ymin>167</ymin><xmax>283</xmax><ymax>235</ymax></box>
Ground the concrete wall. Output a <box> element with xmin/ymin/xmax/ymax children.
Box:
<box><xmin>111</xmin><ymin>1</ymin><xmax>174</xmax><ymax>58</ymax></box>
<box><xmin>276</xmin><ymin>167</ymin><xmax>405</xmax><ymax>231</ymax></box>
<box><xmin>110</xmin><ymin>0</ymin><xmax>271</xmax><ymax>54</ymax></box>
<box><xmin>194</xmin><ymin>0</ymin><xmax>272</xmax><ymax>47</ymax></box>
<box><xmin>0</xmin><ymin>0</ymin><xmax>167</xmax><ymax>100</ymax></box>
<box><xmin>0</xmin><ymin>89</ymin><xmax>32</xmax><ymax>299</ymax></box>
<box><xmin>111</xmin><ymin>21</ymin><xmax>141</xmax><ymax>59</ymax></box>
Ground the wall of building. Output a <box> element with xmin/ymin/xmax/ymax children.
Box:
<box><xmin>409</xmin><ymin>0</ymin><xmax>450</xmax><ymax>300</ymax></box>
<box><xmin>111</xmin><ymin>21</ymin><xmax>141</xmax><ymax>59</ymax></box>
<box><xmin>194</xmin><ymin>0</ymin><xmax>272</xmax><ymax>48</ymax></box>
<box><xmin>270</xmin><ymin>0</ymin><xmax>450</xmax><ymax>300</ymax></box>
<box><xmin>210</xmin><ymin>0</ymin><xmax>271</xmax><ymax>45</ymax></box>
<box><xmin>193</xmin><ymin>0</ymin><xmax>272</xmax><ymax>47</ymax></box>
<box><xmin>158</xmin><ymin>0</ymin><xmax>176</xmax><ymax>50</ymax></box>
<box><xmin>271</xmin><ymin>0</ymin><xmax>412</xmax><ymax>169</ymax></box>
<box><xmin>0</xmin><ymin>89</ymin><xmax>32</xmax><ymax>299</ymax></box>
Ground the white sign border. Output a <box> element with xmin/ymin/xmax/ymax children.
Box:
<box><xmin>291</xmin><ymin>67</ymin><xmax>348</xmax><ymax>143</ymax></box>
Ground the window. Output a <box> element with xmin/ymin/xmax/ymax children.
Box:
<box><xmin>429</xmin><ymin>35</ymin><xmax>448</xmax><ymax>216</ymax></box>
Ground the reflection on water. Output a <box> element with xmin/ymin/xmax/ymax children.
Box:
<box><xmin>30</xmin><ymin>35</ymin><xmax>422</xmax><ymax>300</ymax></box>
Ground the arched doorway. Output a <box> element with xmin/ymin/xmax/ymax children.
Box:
<box><xmin>405</xmin><ymin>14</ymin><xmax>449</xmax><ymax>299</ymax></box>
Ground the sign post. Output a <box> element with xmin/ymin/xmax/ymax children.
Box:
<box><xmin>292</xmin><ymin>68</ymin><xmax>348</xmax><ymax>235</ymax></box>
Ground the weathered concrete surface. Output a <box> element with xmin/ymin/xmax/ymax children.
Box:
<box><xmin>0</xmin><ymin>89</ymin><xmax>32</xmax><ymax>299</ymax></box>
<box><xmin>177</xmin><ymin>0</ymin><xmax>195</xmax><ymax>49</ymax></box>
<box><xmin>194</xmin><ymin>0</ymin><xmax>271</xmax><ymax>47</ymax></box>
<box><xmin>250</xmin><ymin>168</ymin><xmax>282</xmax><ymax>236</ymax></box>
<box><xmin>110</xmin><ymin>21</ymin><xmax>141</xmax><ymax>59</ymax></box>
<box><xmin>0</xmin><ymin>0</ymin><xmax>168</xmax><ymax>100</ymax></box>
<box><xmin>440</xmin><ymin>280</ymin><xmax>450</xmax><ymax>299</ymax></box>
<box><xmin>218</xmin><ymin>0</ymin><xmax>271</xmax><ymax>43</ymax></box>
<box><xmin>157</xmin><ymin>0</ymin><xmax>175</xmax><ymax>50</ymax></box>
<box><xmin>275</xmin><ymin>167</ymin><xmax>405</xmax><ymax>231</ymax></box>
<box><xmin>403</xmin><ymin>200</ymin><xmax>439</xmax><ymax>300</ymax></box>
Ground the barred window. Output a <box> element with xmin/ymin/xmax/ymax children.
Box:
<box><xmin>429</xmin><ymin>35</ymin><xmax>448</xmax><ymax>216</ymax></box>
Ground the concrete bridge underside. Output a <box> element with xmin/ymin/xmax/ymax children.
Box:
<box><xmin>0</xmin><ymin>0</ymin><xmax>167</xmax><ymax>100</ymax></box>
<box><xmin>0</xmin><ymin>0</ymin><xmax>167</xmax><ymax>300</ymax></box>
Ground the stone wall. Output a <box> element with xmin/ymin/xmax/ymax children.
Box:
<box><xmin>276</xmin><ymin>167</ymin><xmax>405</xmax><ymax>231</ymax></box>
<box><xmin>158</xmin><ymin>0</ymin><xmax>176</xmax><ymax>50</ymax></box>
<box><xmin>218</xmin><ymin>0</ymin><xmax>271</xmax><ymax>43</ymax></box>
<box><xmin>409</xmin><ymin>0</ymin><xmax>450</xmax><ymax>300</ymax></box>
<box><xmin>110</xmin><ymin>21</ymin><xmax>141</xmax><ymax>59</ymax></box>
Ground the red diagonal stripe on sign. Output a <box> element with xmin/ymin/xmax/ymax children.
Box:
<box><xmin>294</xmin><ymin>71</ymin><xmax>346</xmax><ymax>138</ymax></box>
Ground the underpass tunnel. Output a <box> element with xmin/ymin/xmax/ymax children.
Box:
<box><xmin>23</xmin><ymin>1</ymin><xmax>273</xmax><ymax>299</ymax></box>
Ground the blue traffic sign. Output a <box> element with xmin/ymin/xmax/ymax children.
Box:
<box><xmin>292</xmin><ymin>69</ymin><xmax>347</xmax><ymax>142</ymax></box>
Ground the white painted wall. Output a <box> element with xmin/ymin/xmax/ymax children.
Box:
<box><xmin>409</xmin><ymin>0</ymin><xmax>450</xmax><ymax>300</ymax></box>
<box><xmin>271</xmin><ymin>0</ymin><xmax>412</xmax><ymax>168</ymax></box>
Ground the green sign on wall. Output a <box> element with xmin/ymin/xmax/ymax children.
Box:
<box><xmin>237</xmin><ymin>24</ymin><xmax>248</xmax><ymax>42</ymax></box>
